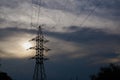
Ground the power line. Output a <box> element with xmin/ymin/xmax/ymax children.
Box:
<box><xmin>30</xmin><ymin>0</ymin><xmax>34</xmax><ymax>28</ymax></box>
<box><xmin>37</xmin><ymin>0</ymin><xmax>42</xmax><ymax>26</ymax></box>
<box><xmin>31</xmin><ymin>0</ymin><xmax>42</xmax><ymax>28</ymax></box>
<box><xmin>79</xmin><ymin>0</ymin><xmax>102</xmax><ymax>27</ymax></box>
<box><xmin>71</xmin><ymin>0</ymin><xmax>91</xmax><ymax>25</ymax></box>
<box><xmin>56</xmin><ymin>0</ymin><xmax>70</xmax><ymax>26</ymax></box>
<box><xmin>30</xmin><ymin>0</ymin><xmax>102</xmax><ymax>29</ymax></box>
<box><xmin>31</xmin><ymin>0</ymin><xmax>38</xmax><ymax>28</ymax></box>
<box><xmin>73</xmin><ymin>0</ymin><xmax>102</xmax><ymax>27</ymax></box>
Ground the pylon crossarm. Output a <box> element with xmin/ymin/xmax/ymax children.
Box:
<box><xmin>43</xmin><ymin>39</ymin><xmax>49</xmax><ymax>43</ymax></box>
<box><xmin>29</xmin><ymin>37</ymin><xmax>49</xmax><ymax>43</ymax></box>
<box><xmin>30</xmin><ymin>56</ymin><xmax>49</xmax><ymax>61</ymax></box>
<box><xmin>29</xmin><ymin>47</ymin><xmax>36</xmax><ymax>50</ymax></box>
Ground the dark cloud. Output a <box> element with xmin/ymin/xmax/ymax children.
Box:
<box><xmin>45</xmin><ymin>26</ymin><xmax>120</xmax><ymax>64</ymax></box>
<box><xmin>93</xmin><ymin>0</ymin><xmax>120</xmax><ymax>21</ymax></box>
<box><xmin>0</xmin><ymin>50</ymin><xmax>9</xmax><ymax>54</ymax></box>
<box><xmin>0</xmin><ymin>49</ymin><xmax>15</xmax><ymax>57</ymax></box>
<box><xmin>0</xmin><ymin>18</ymin><xmax>6</xmax><ymax>24</ymax></box>
<box><xmin>0</xmin><ymin>0</ymin><xmax>27</xmax><ymax>8</ymax></box>
<box><xmin>46</xmin><ymin>26</ymin><xmax>120</xmax><ymax>44</ymax></box>
<box><xmin>0</xmin><ymin>27</ymin><xmax>35</xmax><ymax>40</ymax></box>
<box><xmin>97</xmin><ymin>0</ymin><xmax>120</xmax><ymax>9</ymax></box>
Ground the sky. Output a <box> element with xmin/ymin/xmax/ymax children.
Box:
<box><xmin>0</xmin><ymin>0</ymin><xmax>120</xmax><ymax>80</ymax></box>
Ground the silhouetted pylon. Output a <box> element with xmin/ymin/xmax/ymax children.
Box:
<box><xmin>29</xmin><ymin>25</ymin><xmax>50</xmax><ymax>80</ymax></box>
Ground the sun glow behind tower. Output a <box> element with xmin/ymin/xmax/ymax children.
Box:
<box><xmin>23</xmin><ymin>42</ymin><xmax>32</xmax><ymax>50</ymax></box>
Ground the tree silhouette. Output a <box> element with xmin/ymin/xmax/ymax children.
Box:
<box><xmin>0</xmin><ymin>72</ymin><xmax>12</xmax><ymax>80</ymax></box>
<box><xmin>90</xmin><ymin>64</ymin><xmax>120</xmax><ymax>80</ymax></box>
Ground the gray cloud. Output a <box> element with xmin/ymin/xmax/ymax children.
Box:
<box><xmin>0</xmin><ymin>0</ymin><xmax>28</xmax><ymax>8</ymax></box>
<box><xmin>0</xmin><ymin>0</ymin><xmax>120</xmax><ymax>34</ymax></box>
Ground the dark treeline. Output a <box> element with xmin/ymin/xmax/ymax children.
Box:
<box><xmin>90</xmin><ymin>64</ymin><xmax>120</xmax><ymax>80</ymax></box>
<box><xmin>0</xmin><ymin>71</ymin><xmax>12</xmax><ymax>80</ymax></box>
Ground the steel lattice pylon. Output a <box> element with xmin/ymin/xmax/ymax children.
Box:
<box><xmin>29</xmin><ymin>26</ymin><xmax>50</xmax><ymax>80</ymax></box>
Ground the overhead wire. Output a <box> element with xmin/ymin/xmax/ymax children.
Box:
<box><xmin>54</xmin><ymin>0</ymin><xmax>90</xmax><ymax>27</ymax></box>
<box><xmin>30</xmin><ymin>0</ymin><xmax>42</xmax><ymax>28</ymax></box>
<box><xmin>78</xmin><ymin>0</ymin><xmax>102</xmax><ymax>27</ymax></box>
<box><xmin>72</xmin><ymin>0</ymin><xmax>102</xmax><ymax>27</ymax></box>
<box><xmin>56</xmin><ymin>0</ymin><xmax>70</xmax><ymax>26</ymax></box>
<box><xmin>30</xmin><ymin>0</ymin><xmax>102</xmax><ymax>30</ymax></box>
<box><xmin>56</xmin><ymin>0</ymin><xmax>91</xmax><ymax>27</ymax></box>
<box><xmin>30</xmin><ymin>0</ymin><xmax>34</xmax><ymax>28</ymax></box>
<box><xmin>47</xmin><ymin>0</ymin><xmax>69</xmax><ymax>28</ymax></box>
<box><xmin>70</xmin><ymin>0</ymin><xmax>90</xmax><ymax>26</ymax></box>
<box><xmin>37</xmin><ymin>0</ymin><xmax>42</xmax><ymax>26</ymax></box>
<box><xmin>31</xmin><ymin>0</ymin><xmax>38</xmax><ymax>28</ymax></box>
<box><xmin>31</xmin><ymin>0</ymin><xmax>57</xmax><ymax>30</ymax></box>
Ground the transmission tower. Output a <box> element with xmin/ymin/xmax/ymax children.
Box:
<box><xmin>29</xmin><ymin>25</ymin><xmax>50</xmax><ymax>80</ymax></box>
